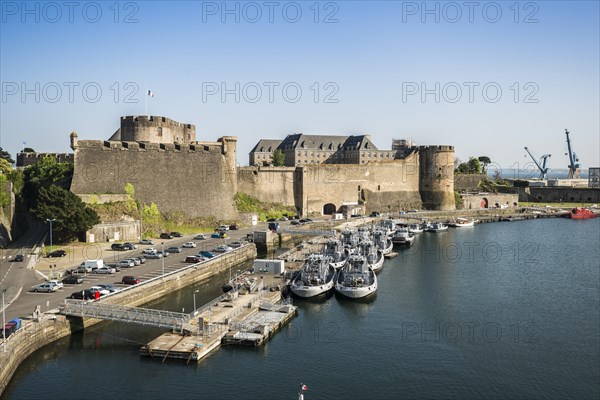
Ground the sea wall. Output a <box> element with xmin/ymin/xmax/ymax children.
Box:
<box><xmin>237</xmin><ymin>166</ymin><xmax>297</xmax><ymax>207</ymax></box>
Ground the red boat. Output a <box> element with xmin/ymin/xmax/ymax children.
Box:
<box><xmin>567</xmin><ymin>207</ymin><xmax>597</xmax><ymax>219</ymax></box>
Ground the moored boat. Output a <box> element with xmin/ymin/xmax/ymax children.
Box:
<box><xmin>372</xmin><ymin>230</ymin><xmax>393</xmax><ymax>255</ymax></box>
<box><xmin>290</xmin><ymin>254</ymin><xmax>336</xmax><ymax>298</ymax></box>
<box><xmin>334</xmin><ymin>254</ymin><xmax>377</xmax><ymax>299</ymax></box>
<box><xmin>566</xmin><ymin>207</ymin><xmax>597</xmax><ymax>219</ymax></box>
<box><xmin>324</xmin><ymin>238</ymin><xmax>347</xmax><ymax>269</ymax></box>
<box><xmin>448</xmin><ymin>218</ymin><xmax>477</xmax><ymax>227</ymax></box>
<box><xmin>408</xmin><ymin>224</ymin><xmax>423</xmax><ymax>234</ymax></box>
<box><xmin>357</xmin><ymin>240</ymin><xmax>384</xmax><ymax>272</ymax></box>
<box><xmin>427</xmin><ymin>222</ymin><xmax>448</xmax><ymax>232</ymax></box>
<box><xmin>380</xmin><ymin>219</ymin><xmax>397</xmax><ymax>237</ymax></box>
<box><xmin>392</xmin><ymin>229</ymin><xmax>415</xmax><ymax>246</ymax></box>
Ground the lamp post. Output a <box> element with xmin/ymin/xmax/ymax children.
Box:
<box><xmin>161</xmin><ymin>242</ymin><xmax>165</xmax><ymax>276</ymax></box>
<box><xmin>193</xmin><ymin>289</ymin><xmax>200</xmax><ymax>314</ymax></box>
<box><xmin>2</xmin><ymin>288</ymin><xmax>6</xmax><ymax>353</ymax></box>
<box><xmin>46</xmin><ymin>218</ymin><xmax>56</xmax><ymax>254</ymax></box>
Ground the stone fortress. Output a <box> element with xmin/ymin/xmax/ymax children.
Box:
<box><xmin>67</xmin><ymin>115</ymin><xmax>455</xmax><ymax>220</ymax></box>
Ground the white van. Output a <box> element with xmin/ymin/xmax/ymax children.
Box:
<box><xmin>80</xmin><ymin>259</ymin><xmax>104</xmax><ymax>272</ymax></box>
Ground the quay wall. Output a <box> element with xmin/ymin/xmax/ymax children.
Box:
<box><xmin>0</xmin><ymin>244</ymin><xmax>257</xmax><ymax>395</ymax></box>
<box><xmin>519</xmin><ymin>187</ymin><xmax>600</xmax><ymax>203</ymax></box>
<box><xmin>237</xmin><ymin>167</ymin><xmax>297</xmax><ymax>207</ymax></box>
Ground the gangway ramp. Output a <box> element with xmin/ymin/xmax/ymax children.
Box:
<box><xmin>59</xmin><ymin>300</ymin><xmax>191</xmax><ymax>331</ymax></box>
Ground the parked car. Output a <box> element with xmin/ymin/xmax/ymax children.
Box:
<box><xmin>299</xmin><ymin>218</ymin><xmax>313</xmax><ymax>224</ymax></box>
<box><xmin>70</xmin><ymin>289</ymin><xmax>95</xmax><ymax>300</ymax></box>
<box><xmin>370</xmin><ymin>211</ymin><xmax>381</xmax><ymax>217</ymax></box>
<box><xmin>125</xmin><ymin>258</ymin><xmax>141</xmax><ymax>266</ymax></box>
<box><xmin>217</xmin><ymin>225</ymin><xmax>230</xmax><ymax>231</ymax></box>
<box><xmin>290</xmin><ymin>220</ymin><xmax>301</xmax><ymax>226</ymax></box>
<box><xmin>279</xmin><ymin>216</ymin><xmax>289</xmax><ymax>221</ymax></box>
<box><xmin>182</xmin><ymin>242</ymin><xmax>196</xmax><ymax>248</ymax></box>
<box><xmin>170</xmin><ymin>232</ymin><xmax>183</xmax><ymax>238</ymax></box>
<box><xmin>123</xmin><ymin>242</ymin><xmax>138</xmax><ymax>250</ymax></box>
<box><xmin>142</xmin><ymin>248</ymin><xmax>158</xmax><ymax>254</ymax></box>
<box><xmin>266</xmin><ymin>218</ymin><xmax>277</xmax><ymax>222</ymax></box>
<box><xmin>14</xmin><ymin>254</ymin><xmax>24</xmax><ymax>262</ymax></box>
<box><xmin>159</xmin><ymin>233</ymin><xmax>174</xmax><ymax>239</ymax></box>
<box><xmin>94</xmin><ymin>266</ymin><xmax>116</xmax><ymax>274</ymax></box>
<box><xmin>62</xmin><ymin>275</ymin><xmax>84</xmax><ymax>284</ymax></box>
<box><xmin>199</xmin><ymin>251</ymin><xmax>216</xmax><ymax>258</ymax></box>
<box><xmin>166</xmin><ymin>246</ymin><xmax>182</xmax><ymax>253</ymax></box>
<box><xmin>134</xmin><ymin>256</ymin><xmax>146</xmax><ymax>264</ymax></box>
<box><xmin>122</xmin><ymin>276</ymin><xmax>141</xmax><ymax>285</ymax></box>
<box><xmin>229</xmin><ymin>241</ymin><xmax>243</xmax><ymax>249</ymax></box>
<box><xmin>106</xmin><ymin>263</ymin><xmax>122</xmax><ymax>272</ymax></box>
<box><xmin>96</xmin><ymin>284</ymin><xmax>119</xmax><ymax>293</ymax></box>
<box><xmin>185</xmin><ymin>256</ymin><xmax>204</xmax><ymax>263</ymax></box>
<box><xmin>194</xmin><ymin>234</ymin><xmax>208</xmax><ymax>240</ymax></box>
<box><xmin>139</xmin><ymin>239</ymin><xmax>155</xmax><ymax>245</ymax></box>
<box><xmin>89</xmin><ymin>286</ymin><xmax>111</xmax><ymax>296</ymax></box>
<box><xmin>32</xmin><ymin>283</ymin><xmax>59</xmax><ymax>293</ymax></box>
<box><xmin>407</xmin><ymin>209</ymin><xmax>419</xmax><ymax>213</ymax></box>
<box><xmin>47</xmin><ymin>250</ymin><xmax>66</xmax><ymax>258</ymax></box>
<box><xmin>75</xmin><ymin>265</ymin><xmax>92</xmax><ymax>274</ymax></box>
<box><xmin>268</xmin><ymin>222</ymin><xmax>279</xmax><ymax>231</ymax></box>
<box><xmin>46</xmin><ymin>280</ymin><xmax>64</xmax><ymax>289</ymax></box>
<box><xmin>229</xmin><ymin>224</ymin><xmax>239</xmax><ymax>230</ymax></box>
<box><xmin>111</xmin><ymin>243</ymin><xmax>126</xmax><ymax>251</ymax></box>
<box><xmin>145</xmin><ymin>253</ymin><xmax>163</xmax><ymax>259</ymax></box>
<box><xmin>117</xmin><ymin>260</ymin><xmax>135</xmax><ymax>268</ymax></box>
<box><xmin>213</xmin><ymin>245</ymin><xmax>233</xmax><ymax>253</ymax></box>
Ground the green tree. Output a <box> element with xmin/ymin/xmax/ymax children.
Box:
<box><xmin>0</xmin><ymin>158</ymin><xmax>12</xmax><ymax>175</ymax></box>
<box><xmin>272</xmin><ymin>149</ymin><xmax>285</xmax><ymax>166</ymax></box>
<box><xmin>478</xmin><ymin>156</ymin><xmax>491</xmax><ymax>174</ymax></box>
<box><xmin>0</xmin><ymin>175</ymin><xmax>9</xmax><ymax>207</ymax></box>
<box><xmin>124</xmin><ymin>182</ymin><xmax>135</xmax><ymax>198</ymax></box>
<box><xmin>32</xmin><ymin>185</ymin><xmax>99</xmax><ymax>243</ymax></box>
<box><xmin>23</xmin><ymin>147</ymin><xmax>36</xmax><ymax>153</ymax></box>
<box><xmin>22</xmin><ymin>155</ymin><xmax>73</xmax><ymax>208</ymax></box>
<box><xmin>468</xmin><ymin>157</ymin><xmax>482</xmax><ymax>174</ymax></box>
<box><xmin>0</xmin><ymin>147</ymin><xmax>14</xmax><ymax>165</ymax></box>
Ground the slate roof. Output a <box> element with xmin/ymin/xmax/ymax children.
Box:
<box><xmin>250</xmin><ymin>139</ymin><xmax>283</xmax><ymax>153</ymax></box>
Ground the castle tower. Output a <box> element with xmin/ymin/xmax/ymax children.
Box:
<box><xmin>118</xmin><ymin>116</ymin><xmax>196</xmax><ymax>144</ymax></box>
<box><xmin>70</xmin><ymin>131</ymin><xmax>78</xmax><ymax>150</ymax></box>
<box><xmin>418</xmin><ymin>145</ymin><xmax>455</xmax><ymax>210</ymax></box>
<box><xmin>219</xmin><ymin>136</ymin><xmax>238</xmax><ymax>193</ymax></box>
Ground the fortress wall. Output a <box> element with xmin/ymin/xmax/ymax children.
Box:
<box><xmin>454</xmin><ymin>174</ymin><xmax>486</xmax><ymax>192</ymax></box>
<box><xmin>70</xmin><ymin>141</ymin><xmax>237</xmax><ymax>220</ymax></box>
<box><xmin>300</xmin><ymin>153</ymin><xmax>422</xmax><ymax>215</ymax></box>
<box><xmin>237</xmin><ymin>167</ymin><xmax>297</xmax><ymax>206</ymax></box>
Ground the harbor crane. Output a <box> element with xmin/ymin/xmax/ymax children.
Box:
<box><xmin>564</xmin><ymin>129</ymin><xmax>580</xmax><ymax>179</ymax></box>
<box><xmin>524</xmin><ymin>147</ymin><xmax>551</xmax><ymax>180</ymax></box>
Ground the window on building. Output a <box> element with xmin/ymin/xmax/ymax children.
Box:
<box><xmin>157</xmin><ymin>127</ymin><xmax>163</xmax><ymax>137</ymax></box>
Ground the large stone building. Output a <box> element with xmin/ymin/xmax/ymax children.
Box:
<box><xmin>16</xmin><ymin>152</ymin><xmax>73</xmax><ymax>168</ymax></box>
<box><xmin>70</xmin><ymin>115</ymin><xmax>456</xmax><ymax>220</ymax></box>
<box><xmin>249</xmin><ymin>134</ymin><xmax>400</xmax><ymax>166</ymax></box>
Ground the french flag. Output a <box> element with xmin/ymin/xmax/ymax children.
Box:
<box><xmin>147</xmin><ymin>89</ymin><xmax>154</xmax><ymax>97</ymax></box>
<box><xmin>301</xmin><ymin>384</ymin><xmax>308</xmax><ymax>391</ymax></box>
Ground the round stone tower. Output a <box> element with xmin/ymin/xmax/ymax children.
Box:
<box><xmin>418</xmin><ymin>145</ymin><xmax>455</xmax><ymax>210</ymax></box>
<box><xmin>119</xmin><ymin>116</ymin><xmax>196</xmax><ymax>144</ymax></box>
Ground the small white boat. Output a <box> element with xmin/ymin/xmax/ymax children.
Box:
<box><xmin>408</xmin><ymin>224</ymin><xmax>423</xmax><ymax>234</ymax></box>
<box><xmin>449</xmin><ymin>218</ymin><xmax>477</xmax><ymax>227</ymax></box>
<box><xmin>427</xmin><ymin>222</ymin><xmax>448</xmax><ymax>233</ymax></box>
<box><xmin>335</xmin><ymin>254</ymin><xmax>377</xmax><ymax>299</ymax></box>
<box><xmin>379</xmin><ymin>219</ymin><xmax>397</xmax><ymax>237</ymax></box>
<box><xmin>392</xmin><ymin>229</ymin><xmax>415</xmax><ymax>246</ymax></box>
<box><xmin>290</xmin><ymin>254</ymin><xmax>336</xmax><ymax>298</ymax></box>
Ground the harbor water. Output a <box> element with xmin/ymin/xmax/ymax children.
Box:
<box><xmin>3</xmin><ymin>218</ymin><xmax>599</xmax><ymax>399</ymax></box>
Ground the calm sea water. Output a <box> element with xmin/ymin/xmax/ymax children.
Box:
<box><xmin>3</xmin><ymin>218</ymin><xmax>599</xmax><ymax>400</ymax></box>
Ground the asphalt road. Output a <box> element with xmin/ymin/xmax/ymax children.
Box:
<box><xmin>0</xmin><ymin>221</ymin><xmax>299</xmax><ymax>323</ymax></box>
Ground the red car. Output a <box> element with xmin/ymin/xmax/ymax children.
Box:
<box><xmin>185</xmin><ymin>256</ymin><xmax>204</xmax><ymax>263</ymax></box>
<box><xmin>121</xmin><ymin>276</ymin><xmax>141</xmax><ymax>285</ymax></box>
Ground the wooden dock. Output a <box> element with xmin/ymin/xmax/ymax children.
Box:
<box><xmin>140</xmin><ymin>276</ymin><xmax>297</xmax><ymax>363</ymax></box>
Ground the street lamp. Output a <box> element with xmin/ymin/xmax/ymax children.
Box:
<box><xmin>46</xmin><ymin>218</ymin><xmax>56</xmax><ymax>254</ymax></box>
<box><xmin>161</xmin><ymin>242</ymin><xmax>165</xmax><ymax>276</ymax></box>
<box><xmin>193</xmin><ymin>289</ymin><xmax>200</xmax><ymax>314</ymax></box>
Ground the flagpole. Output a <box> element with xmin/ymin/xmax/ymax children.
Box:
<box><xmin>145</xmin><ymin>83</ymin><xmax>148</xmax><ymax>117</ymax></box>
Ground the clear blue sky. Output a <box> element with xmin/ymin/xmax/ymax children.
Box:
<box><xmin>1</xmin><ymin>1</ymin><xmax>598</xmax><ymax>169</ymax></box>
